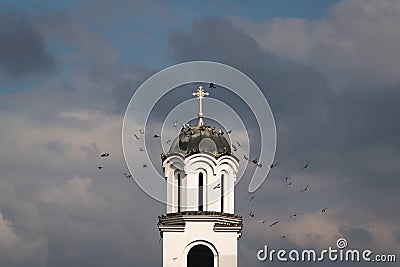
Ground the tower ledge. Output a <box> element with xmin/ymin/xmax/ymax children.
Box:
<box><xmin>158</xmin><ymin>211</ymin><xmax>243</xmax><ymax>239</ymax></box>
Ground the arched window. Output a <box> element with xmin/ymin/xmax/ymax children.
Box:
<box><xmin>187</xmin><ymin>245</ymin><xmax>214</xmax><ymax>267</ymax></box>
<box><xmin>220</xmin><ymin>174</ymin><xmax>224</xmax><ymax>213</ymax></box>
<box><xmin>177</xmin><ymin>172</ymin><xmax>181</xmax><ymax>213</ymax></box>
<box><xmin>199</xmin><ymin>173</ymin><xmax>203</xmax><ymax>211</ymax></box>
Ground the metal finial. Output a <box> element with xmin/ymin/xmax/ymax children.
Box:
<box><xmin>192</xmin><ymin>85</ymin><xmax>209</xmax><ymax>126</ymax></box>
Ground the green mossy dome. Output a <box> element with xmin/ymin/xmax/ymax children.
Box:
<box><xmin>168</xmin><ymin>124</ymin><xmax>231</xmax><ymax>157</ymax></box>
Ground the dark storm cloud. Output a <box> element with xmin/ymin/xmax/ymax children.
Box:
<box><xmin>0</xmin><ymin>9</ymin><xmax>55</xmax><ymax>79</ymax></box>
<box><xmin>169</xmin><ymin>18</ymin><xmax>335</xmax><ymax>167</ymax></box>
<box><xmin>169</xmin><ymin>17</ymin><xmax>400</xmax><ymax>264</ymax></box>
<box><xmin>339</xmin><ymin>225</ymin><xmax>374</xmax><ymax>248</ymax></box>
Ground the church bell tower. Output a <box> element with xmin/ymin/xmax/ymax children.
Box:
<box><xmin>158</xmin><ymin>86</ymin><xmax>243</xmax><ymax>267</ymax></box>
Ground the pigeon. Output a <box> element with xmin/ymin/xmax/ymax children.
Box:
<box><xmin>269</xmin><ymin>221</ymin><xmax>279</xmax><ymax>228</ymax></box>
<box><xmin>270</xmin><ymin>162</ymin><xmax>278</xmax><ymax>169</ymax></box>
<box><xmin>300</xmin><ymin>184</ymin><xmax>309</xmax><ymax>192</ymax></box>
<box><xmin>246</xmin><ymin>195</ymin><xmax>255</xmax><ymax>202</ymax></box>
<box><xmin>100</xmin><ymin>153</ymin><xmax>109</xmax><ymax>157</ymax></box>
<box><xmin>285</xmin><ymin>181</ymin><xmax>293</xmax><ymax>186</ymax></box>
<box><xmin>252</xmin><ymin>159</ymin><xmax>263</xmax><ymax>168</ymax></box>
<box><xmin>285</xmin><ymin>177</ymin><xmax>293</xmax><ymax>183</ymax></box>
<box><xmin>302</xmin><ymin>162</ymin><xmax>310</xmax><ymax>170</ymax></box>
<box><xmin>209</xmin><ymin>82</ymin><xmax>216</xmax><ymax>89</ymax></box>
<box><xmin>124</xmin><ymin>172</ymin><xmax>132</xmax><ymax>179</ymax></box>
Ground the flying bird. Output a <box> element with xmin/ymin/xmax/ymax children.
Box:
<box><xmin>300</xmin><ymin>184</ymin><xmax>309</xmax><ymax>192</ymax></box>
<box><xmin>213</xmin><ymin>183</ymin><xmax>220</xmax><ymax>190</ymax></box>
<box><xmin>269</xmin><ymin>221</ymin><xmax>279</xmax><ymax>228</ymax></box>
<box><xmin>133</xmin><ymin>133</ymin><xmax>140</xmax><ymax>140</ymax></box>
<box><xmin>251</xmin><ymin>158</ymin><xmax>263</xmax><ymax>168</ymax></box>
<box><xmin>285</xmin><ymin>177</ymin><xmax>293</xmax><ymax>183</ymax></box>
<box><xmin>285</xmin><ymin>181</ymin><xmax>293</xmax><ymax>186</ymax></box>
<box><xmin>302</xmin><ymin>162</ymin><xmax>310</xmax><ymax>170</ymax></box>
<box><xmin>166</xmin><ymin>139</ymin><xmax>172</xmax><ymax>145</ymax></box>
<box><xmin>98</xmin><ymin>166</ymin><xmax>103</xmax><ymax>170</ymax></box>
<box><xmin>270</xmin><ymin>162</ymin><xmax>279</xmax><ymax>169</ymax></box>
<box><xmin>232</xmin><ymin>144</ymin><xmax>238</xmax><ymax>151</ymax></box>
<box><xmin>321</xmin><ymin>208</ymin><xmax>328</xmax><ymax>213</ymax></box>
<box><xmin>236</xmin><ymin>141</ymin><xmax>241</xmax><ymax>147</ymax></box>
<box><xmin>209</xmin><ymin>82</ymin><xmax>216</xmax><ymax>89</ymax></box>
<box><xmin>257</xmin><ymin>220</ymin><xmax>266</xmax><ymax>224</ymax></box>
<box><xmin>246</xmin><ymin>195</ymin><xmax>255</xmax><ymax>202</ymax></box>
<box><xmin>143</xmin><ymin>164</ymin><xmax>148</xmax><ymax>168</ymax></box>
<box><xmin>243</xmin><ymin>154</ymin><xmax>249</xmax><ymax>161</ymax></box>
<box><xmin>227</xmin><ymin>129</ymin><xmax>232</xmax><ymax>134</ymax></box>
<box><xmin>139</xmin><ymin>129</ymin><xmax>145</xmax><ymax>134</ymax></box>
<box><xmin>173</xmin><ymin>120</ymin><xmax>178</xmax><ymax>127</ymax></box>
<box><xmin>249</xmin><ymin>211</ymin><xmax>255</xmax><ymax>217</ymax></box>
<box><xmin>153</xmin><ymin>134</ymin><xmax>160</xmax><ymax>138</ymax></box>
<box><xmin>172</xmin><ymin>257</ymin><xmax>178</xmax><ymax>260</ymax></box>
<box><xmin>290</xmin><ymin>212</ymin><xmax>301</xmax><ymax>218</ymax></box>
<box><xmin>100</xmin><ymin>153</ymin><xmax>109</xmax><ymax>157</ymax></box>
<box><xmin>139</xmin><ymin>147</ymin><xmax>145</xmax><ymax>152</ymax></box>
<box><xmin>280</xmin><ymin>235</ymin><xmax>291</xmax><ymax>239</ymax></box>
<box><xmin>124</xmin><ymin>172</ymin><xmax>132</xmax><ymax>179</ymax></box>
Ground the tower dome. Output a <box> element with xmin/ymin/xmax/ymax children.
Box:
<box><xmin>168</xmin><ymin>124</ymin><xmax>231</xmax><ymax>157</ymax></box>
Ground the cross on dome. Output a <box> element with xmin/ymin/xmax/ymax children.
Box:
<box><xmin>192</xmin><ymin>85</ymin><xmax>209</xmax><ymax>126</ymax></box>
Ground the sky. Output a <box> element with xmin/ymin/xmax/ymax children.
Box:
<box><xmin>0</xmin><ymin>0</ymin><xmax>399</xmax><ymax>266</ymax></box>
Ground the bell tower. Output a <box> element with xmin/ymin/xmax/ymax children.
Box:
<box><xmin>158</xmin><ymin>86</ymin><xmax>243</xmax><ymax>267</ymax></box>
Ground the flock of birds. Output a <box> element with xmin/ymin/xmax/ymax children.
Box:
<box><xmin>244</xmin><ymin>160</ymin><xmax>329</xmax><ymax>240</ymax></box>
<box><xmin>94</xmin><ymin>82</ymin><xmax>328</xmax><ymax>242</ymax></box>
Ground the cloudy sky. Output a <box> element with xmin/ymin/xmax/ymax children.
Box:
<box><xmin>0</xmin><ymin>0</ymin><xmax>399</xmax><ymax>266</ymax></box>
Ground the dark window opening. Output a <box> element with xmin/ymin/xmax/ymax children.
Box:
<box><xmin>187</xmin><ymin>245</ymin><xmax>214</xmax><ymax>267</ymax></box>
<box><xmin>199</xmin><ymin>173</ymin><xmax>203</xmax><ymax>211</ymax></box>
<box><xmin>177</xmin><ymin>173</ymin><xmax>181</xmax><ymax>213</ymax></box>
<box><xmin>221</xmin><ymin>174</ymin><xmax>224</xmax><ymax>213</ymax></box>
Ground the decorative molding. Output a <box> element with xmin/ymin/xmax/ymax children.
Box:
<box><xmin>157</xmin><ymin>211</ymin><xmax>243</xmax><ymax>238</ymax></box>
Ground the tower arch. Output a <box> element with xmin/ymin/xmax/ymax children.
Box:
<box><xmin>184</xmin><ymin>240</ymin><xmax>218</xmax><ymax>267</ymax></box>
